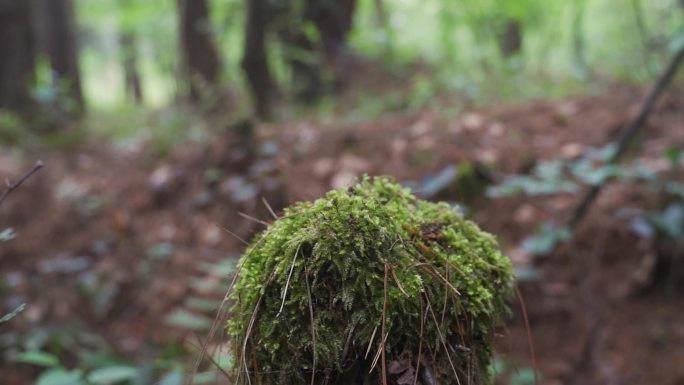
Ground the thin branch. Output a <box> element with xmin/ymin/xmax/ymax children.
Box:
<box><xmin>568</xmin><ymin>43</ymin><xmax>684</xmax><ymax>229</ymax></box>
<box><xmin>0</xmin><ymin>160</ymin><xmax>44</xmax><ymax>206</ymax></box>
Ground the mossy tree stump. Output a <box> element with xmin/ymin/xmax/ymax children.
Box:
<box><xmin>228</xmin><ymin>177</ymin><xmax>513</xmax><ymax>385</ymax></box>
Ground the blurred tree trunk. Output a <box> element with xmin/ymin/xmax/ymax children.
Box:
<box><xmin>311</xmin><ymin>0</ymin><xmax>356</xmax><ymax>61</ymax></box>
<box><xmin>120</xmin><ymin>32</ymin><xmax>143</xmax><ymax>104</ymax></box>
<box><xmin>42</xmin><ymin>0</ymin><xmax>84</xmax><ymax>115</ymax></box>
<box><xmin>178</xmin><ymin>0</ymin><xmax>221</xmax><ymax>102</ymax></box>
<box><xmin>572</xmin><ymin>0</ymin><xmax>588</xmax><ymax>76</ymax></box>
<box><xmin>242</xmin><ymin>0</ymin><xmax>274</xmax><ymax>118</ymax></box>
<box><xmin>283</xmin><ymin>0</ymin><xmax>357</xmax><ymax>102</ymax></box>
<box><xmin>498</xmin><ymin>19</ymin><xmax>522</xmax><ymax>58</ymax></box>
<box><xmin>0</xmin><ymin>0</ymin><xmax>36</xmax><ymax>112</ymax></box>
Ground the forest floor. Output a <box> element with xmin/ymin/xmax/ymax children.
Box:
<box><xmin>2</xmin><ymin>84</ymin><xmax>684</xmax><ymax>385</ymax></box>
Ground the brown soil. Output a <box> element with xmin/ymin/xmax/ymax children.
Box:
<box><xmin>2</xmin><ymin>85</ymin><xmax>684</xmax><ymax>385</ymax></box>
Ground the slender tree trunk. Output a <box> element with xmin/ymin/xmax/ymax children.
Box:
<box><xmin>498</xmin><ymin>19</ymin><xmax>523</xmax><ymax>58</ymax></box>
<box><xmin>309</xmin><ymin>0</ymin><xmax>356</xmax><ymax>60</ymax></box>
<box><xmin>282</xmin><ymin>0</ymin><xmax>357</xmax><ymax>101</ymax></box>
<box><xmin>0</xmin><ymin>0</ymin><xmax>36</xmax><ymax>112</ymax></box>
<box><xmin>630</xmin><ymin>0</ymin><xmax>653</xmax><ymax>75</ymax></box>
<box><xmin>279</xmin><ymin>26</ymin><xmax>320</xmax><ymax>103</ymax></box>
<box><xmin>242</xmin><ymin>0</ymin><xmax>274</xmax><ymax>118</ymax></box>
<box><xmin>120</xmin><ymin>31</ymin><xmax>143</xmax><ymax>104</ymax></box>
<box><xmin>42</xmin><ymin>0</ymin><xmax>84</xmax><ymax>115</ymax></box>
<box><xmin>178</xmin><ymin>0</ymin><xmax>221</xmax><ymax>102</ymax></box>
<box><xmin>572</xmin><ymin>0</ymin><xmax>588</xmax><ymax>76</ymax></box>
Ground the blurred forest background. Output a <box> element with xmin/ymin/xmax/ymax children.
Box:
<box><xmin>1</xmin><ymin>0</ymin><xmax>684</xmax><ymax>384</ymax></box>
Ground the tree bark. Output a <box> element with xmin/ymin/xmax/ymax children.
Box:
<box><xmin>498</xmin><ymin>19</ymin><xmax>522</xmax><ymax>58</ymax></box>
<box><xmin>120</xmin><ymin>31</ymin><xmax>143</xmax><ymax>104</ymax></box>
<box><xmin>309</xmin><ymin>0</ymin><xmax>356</xmax><ymax>60</ymax></box>
<box><xmin>42</xmin><ymin>0</ymin><xmax>84</xmax><ymax>115</ymax></box>
<box><xmin>0</xmin><ymin>0</ymin><xmax>36</xmax><ymax>112</ymax></box>
<box><xmin>572</xmin><ymin>0</ymin><xmax>588</xmax><ymax>76</ymax></box>
<box><xmin>178</xmin><ymin>0</ymin><xmax>221</xmax><ymax>102</ymax></box>
<box><xmin>242</xmin><ymin>0</ymin><xmax>274</xmax><ymax>118</ymax></box>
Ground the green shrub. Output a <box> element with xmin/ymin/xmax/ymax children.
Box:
<box><xmin>228</xmin><ymin>176</ymin><xmax>513</xmax><ymax>385</ymax></box>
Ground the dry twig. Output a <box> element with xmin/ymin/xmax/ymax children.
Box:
<box><xmin>0</xmin><ymin>160</ymin><xmax>44</xmax><ymax>207</ymax></box>
<box><xmin>568</xmin><ymin>43</ymin><xmax>684</xmax><ymax>229</ymax></box>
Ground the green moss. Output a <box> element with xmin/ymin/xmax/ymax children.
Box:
<box><xmin>228</xmin><ymin>176</ymin><xmax>513</xmax><ymax>385</ymax></box>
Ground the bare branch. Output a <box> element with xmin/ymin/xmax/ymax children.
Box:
<box><xmin>0</xmin><ymin>160</ymin><xmax>44</xmax><ymax>207</ymax></box>
<box><xmin>568</xmin><ymin>43</ymin><xmax>684</xmax><ymax>229</ymax></box>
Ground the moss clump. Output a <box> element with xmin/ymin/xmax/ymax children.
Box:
<box><xmin>228</xmin><ymin>176</ymin><xmax>513</xmax><ymax>385</ymax></box>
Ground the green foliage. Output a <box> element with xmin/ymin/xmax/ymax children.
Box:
<box><xmin>228</xmin><ymin>176</ymin><xmax>514</xmax><ymax>385</ymax></box>
<box><xmin>87</xmin><ymin>365</ymin><xmax>139</xmax><ymax>384</ymax></box>
<box><xmin>36</xmin><ymin>368</ymin><xmax>86</xmax><ymax>385</ymax></box>
<box><xmin>488</xmin><ymin>145</ymin><xmax>657</xmax><ymax>199</ymax></box>
<box><xmin>521</xmin><ymin>223</ymin><xmax>571</xmax><ymax>256</ymax></box>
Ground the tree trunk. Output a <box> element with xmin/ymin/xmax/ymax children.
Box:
<box><xmin>42</xmin><ymin>0</ymin><xmax>84</xmax><ymax>115</ymax></box>
<box><xmin>572</xmin><ymin>0</ymin><xmax>588</xmax><ymax>76</ymax></box>
<box><xmin>242</xmin><ymin>0</ymin><xmax>274</xmax><ymax>118</ymax></box>
<box><xmin>0</xmin><ymin>0</ymin><xmax>36</xmax><ymax>113</ymax></box>
<box><xmin>279</xmin><ymin>27</ymin><xmax>320</xmax><ymax>103</ymax></box>
<box><xmin>280</xmin><ymin>0</ymin><xmax>357</xmax><ymax>102</ymax></box>
<box><xmin>309</xmin><ymin>0</ymin><xmax>356</xmax><ymax>60</ymax></box>
<box><xmin>178</xmin><ymin>0</ymin><xmax>221</xmax><ymax>102</ymax></box>
<box><xmin>120</xmin><ymin>31</ymin><xmax>143</xmax><ymax>104</ymax></box>
<box><xmin>498</xmin><ymin>19</ymin><xmax>522</xmax><ymax>58</ymax></box>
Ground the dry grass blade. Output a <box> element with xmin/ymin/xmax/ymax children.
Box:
<box><xmin>238</xmin><ymin>212</ymin><xmax>271</xmax><ymax>227</ymax></box>
<box><xmin>369</xmin><ymin>331</ymin><xmax>389</xmax><ymax>373</ymax></box>
<box><xmin>218</xmin><ymin>225</ymin><xmax>249</xmax><ymax>245</ymax></box>
<box><xmin>365</xmin><ymin>325</ymin><xmax>379</xmax><ymax>359</ymax></box>
<box><xmin>240</xmin><ymin>294</ymin><xmax>265</xmax><ymax>385</ymax></box>
<box><xmin>516</xmin><ymin>285</ymin><xmax>538</xmax><ymax>385</ymax></box>
<box><xmin>413</xmin><ymin>297</ymin><xmax>425</xmax><ymax>385</ymax></box>
<box><xmin>189</xmin><ymin>333</ymin><xmax>232</xmax><ymax>379</ymax></box>
<box><xmin>389</xmin><ymin>265</ymin><xmax>409</xmax><ymax>297</ymax></box>
<box><xmin>194</xmin><ymin>230</ymin><xmax>270</xmax><ymax>380</ymax></box>
<box><xmin>380</xmin><ymin>264</ymin><xmax>389</xmax><ymax>385</ymax></box>
<box><xmin>261</xmin><ymin>197</ymin><xmax>278</xmax><ymax>220</ymax></box>
<box><xmin>305</xmin><ymin>270</ymin><xmax>317</xmax><ymax>385</ymax></box>
<box><xmin>424</xmin><ymin>292</ymin><xmax>462</xmax><ymax>385</ymax></box>
<box><xmin>278</xmin><ymin>244</ymin><xmax>300</xmax><ymax>316</ymax></box>
<box><xmin>417</xmin><ymin>264</ymin><xmax>461</xmax><ymax>296</ymax></box>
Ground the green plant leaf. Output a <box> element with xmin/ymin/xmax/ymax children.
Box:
<box><xmin>13</xmin><ymin>350</ymin><xmax>58</xmax><ymax>367</ymax></box>
<box><xmin>87</xmin><ymin>365</ymin><xmax>139</xmax><ymax>384</ymax></box>
<box><xmin>510</xmin><ymin>368</ymin><xmax>537</xmax><ymax>385</ymax></box>
<box><xmin>190</xmin><ymin>372</ymin><xmax>218</xmax><ymax>384</ymax></box>
<box><xmin>164</xmin><ymin>310</ymin><xmax>212</xmax><ymax>330</ymax></box>
<box><xmin>522</xmin><ymin>223</ymin><xmax>571</xmax><ymax>256</ymax></box>
<box><xmin>0</xmin><ymin>227</ymin><xmax>16</xmax><ymax>242</ymax></box>
<box><xmin>36</xmin><ymin>368</ymin><xmax>85</xmax><ymax>385</ymax></box>
<box><xmin>159</xmin><ymin>369</ymin><xmax>184</xmax><ymax>385</ymax></box>
<box><xmin>184</xmin><ymin>297</ymin><xmax>219</xmax><ymax>312</ymax></box>
<box><xmin>665</xmin><ymin>148</ymin><xmax>682</xmax><ymax>169</ymax></box>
